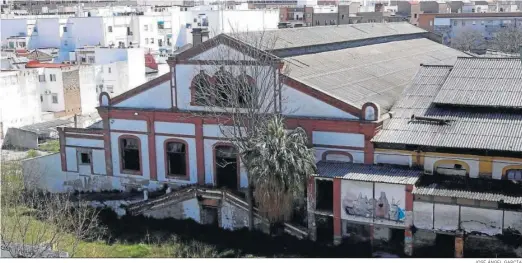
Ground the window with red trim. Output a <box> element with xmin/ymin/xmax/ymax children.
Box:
<box><xmin>166</xmin><ymin>141</ymin><xmax>188</xmax><ymax>177</ymax></box>
<box><xmin>121</xmin><ymin>137</ymin><xmax>140</xmax><ymax>172</ymax></box>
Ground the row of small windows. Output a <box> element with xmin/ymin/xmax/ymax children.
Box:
<box><xmin>192</xmin><ymin>69</ymin><xmax>255</xmax><ymax>107</ymax></box>
<box><xmin>38</xmin><ymin>74</ymin><xmax>57</xmax><ymax>82</ymax></box>
<box><xmin>117</xmin><ymin>136</ymin><xmax>239</xmax><ymax>189</ymax></box>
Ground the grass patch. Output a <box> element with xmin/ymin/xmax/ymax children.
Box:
<box><xmin>38</xmin><ymin>140</ymin><xmax>60</xmax><ymax>153</ymax></box>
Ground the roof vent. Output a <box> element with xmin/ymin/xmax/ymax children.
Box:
<box><xmin>410</xmin><ymin>114</ymin><xmax>450</xmax><ymax>125</ymax></box>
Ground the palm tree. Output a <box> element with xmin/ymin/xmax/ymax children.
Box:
<box><xmin>244</xmin><ymin>115</ymin><xmax>317</xmax><ymax>224</ymax></box>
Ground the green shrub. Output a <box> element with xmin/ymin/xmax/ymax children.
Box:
<box><xmin>26</xmin><ymin>149</ymin><xmax>39</xmax><ymax>158</ymax></box>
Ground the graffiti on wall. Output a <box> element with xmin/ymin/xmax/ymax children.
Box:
<box><xmin>341</xmin><ymin>181</ymin><xmax>406</xmax><ymax>225</ymax></box>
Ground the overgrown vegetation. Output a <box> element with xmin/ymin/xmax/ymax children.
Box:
<box><xmin>38</xmin><ymin>140</ymin><xmax>60</xmax><ymax>153</ymax></box>
<box><xmin>26</xmin><ymin>149</ymin><xmax>40</xmax><ymax>158</ymax></box>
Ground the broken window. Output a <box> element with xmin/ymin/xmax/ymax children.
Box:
<box><xmin>192</xmin><ymin>71</ymin><xmax>211</xmax><ymax>105</ymax></box>
<box><xmin>315</xmin><ymin>179</ymin><xmax>333</xmax><ymax>212</ymax></box>
<box><xmin>236</xmin><ymin>74</ymin><xmax>255</xmax><ymax>107</ymax></box>
<box><xmin>166</xmin><ymin>141</ymin><xmax>187</xmax><ymax>177</ymax></box>
<box><xmin>120</xmin><ymin>137</ymin><xmax>141</xmax><ymax>172</ymax></box>
<box><xmin>80</xmin><ymin>152</ymin><xmax>91</xmax><ymax>164</ymax></box>
<box><xmin>214</xmin><ymin>69</ymin><xmax>234</xmax><ymax>107</ymax></box>
<box><xmin>215</xmin><ymin>145</ymin><xmax>238</xmax><ymax>190</ymax></box>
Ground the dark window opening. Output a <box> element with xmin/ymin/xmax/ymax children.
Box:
<box><xmin>108</xmin><ymin>26</ymin><xmax>113</xmax><ymax>32</ymax></box>
<box><xmin>63</xmin><ymin>26</ymin><xmax>67</xmax><ymax>32</ymax></box>
<box><xmin>214</xmin><ymin>70</ymin><xmax>234</xmax><ymax>107</ymax></box>
<box><xmin>215</xmin><ymin>145</ymin><xmax>238</xmax><ymax>190</ymax></box>
<box><xmin>506</xmin><ymin>169</ymin><xmax>522</xmax><ymax>181</ymax></box>
<box><xmin>80</xmin><ymin>152</ymin><xmax>91</xmax><ymax>164</ymax></box>
<box><xmin>237</xmin><ymin>75</ymin><xmax>254</xmax><ymax>107</ymax></box>
<box><xmin>193</xmin><ymin>72</ymin><xmax>210</xmax><ymax>105</ymax></box>
<box><xmin>166</xmin><ymin>141</ymin><xmax>187</xmax><ymax>177</ymax></box>
<box><xmin>121</xmin><ymin>137</ymin><xmax>140</xmax><ymax>172</ymax></box>
<box><xmin>315</xmin><ymin>179</ymin><xmax>333</xmax><ymax>212</ymax></box>
<box><xmin>454</xmin><ymin>164</ymin><xmax>463</xmax><ymax>169</ymax></box>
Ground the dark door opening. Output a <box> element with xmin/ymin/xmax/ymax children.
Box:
<box><xmin>315</xmin><ymin>179</ymin><xmax>333</xmax><ymax>213</ymax></box>
<box><xmin>434</xmin><ymin>234</ymin><xmax>455</xmax><ymax>258</ymax></box>
<box><xmin>215</xmin><ymin>145</ymin><xmax>238</xmax><ymax>190</ymax></box>
<box><xmin>316</xmin><ymin>214</ymin><xmax>334</xmax><ymax>244</ymax></box>
<box><xmin>389</xmin><ymin>228</ymin><xmax>405</xmax><ymax>255</ymax></box>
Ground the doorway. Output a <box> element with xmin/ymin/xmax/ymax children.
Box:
<box><xmin>215</xmin><ymin>145</ymin><xmax>239</xmax><ymax>190</ymax></box>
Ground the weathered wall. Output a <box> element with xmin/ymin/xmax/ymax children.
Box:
<box><xmin>23</xmin><ymin>153</ymin><xmax>68</xmax><ymax>193</ymax></box>
<box><xmin>3</xmin><ymin>128</ymin><xmax>38</xmax><ymax>149</ymax></box>
<box><xmin>341</xmin><ymin>180</ymin><xmax>408</xmax><ymax>227</ymax></box>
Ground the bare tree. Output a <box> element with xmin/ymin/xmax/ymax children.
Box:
<box><xmin>182</xmin><ymin>29</ymin><xmax>312</xmax><ymax>230</ymax></box>
<box><xmin>0</xmin><ymin>157</ymin><xmax>103</xmax><ymax>258</ymax></box>
<box><xmin>489</xmin><ymin>24</ymin><xmax>522</xmax><ymax>54</ymax></box>
<box><xmin>450</xmin><ymin>29</ymin><xmax>487</xmax><ymax>52</ymax></box>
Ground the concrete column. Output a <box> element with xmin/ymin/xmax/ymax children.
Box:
<box><xmin>404</xmin><ymin>228</ymin><xmax>413</xmax><ymax>256</ymax></box>
<box><xmin>455</xmin><ymin>232</ymin><xmax>464</xmax><ymax>258</ymax></box>
<box><xmin>333</xmin><ymin>178</ymin><xmax>342</xmax><ymax>245</ymax></box>
<box><xmin>143</xmin><ymin>189</ymin><xmax>149</xmax><ymax>201</ymax></box>
<box><xmin>307</xmin><ymin>177</ymin><xmax>317</xmax><ymax>241</ymax></box>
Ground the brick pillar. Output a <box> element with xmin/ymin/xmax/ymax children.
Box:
<box><xmin>455</xmin><ymin>231</ymin><xmax>464</xmax><ymax>258</ymax></box>
<box><xmin>195</xmin><ymin>119</ymin><xmax>205</xmax><ymax>185</ymax></box>
<box><xmin>333</xmin><ymin>178</ymin><xmax>342</xmax><ymax>245</ymax></box>
<box><xmin>307</xmin><ymin>177</ymin><xmax>317</xmax><ymax>241</ymax></box>
<box><xmin>404</xmin><ymin>185</ymin><xmax>414</xmax><ymax>256</ymax></box>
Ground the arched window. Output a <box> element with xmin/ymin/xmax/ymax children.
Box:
<box><xmin>505</xmin><ymin>169</ymin><xmax>522</xmax><ymax>181</ymax></box>
<box><xmin>236</xmin><ymin>74</ymin><xmax>255</xmax><ymax>107</ymax></box>
<box><xmin>214</xmin><ymin>68</ymin><xmax>235</xmax><ymax>107</ymax></box>
<box><xmin>192</xmin><ymin>71</ymin><xmax>211</xmax><ymax>105</ymax></box>
<box><xmin>119</xmin><ymin>136</ymin><xmax>141</xmax><ymax>174</ymax></box>
<box><xmin>365</xmin><ymin>106</ymin><xmax>375</xmax><ymax>121</ymax></box>
<box><xmin>165</xmin><ymin>140</ymin><xmax>189</xmax><ymax>178</ymax></box>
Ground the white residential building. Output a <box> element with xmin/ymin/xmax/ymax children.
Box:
<box><xmin>70</xmin><ymin>46</ymin><xmax>146</xmax><ymax>97</ymax></box>
<box><xmin>0</xmin><ymin>70</ymin><xmax>42</xmax><ymax>137</ymax></box>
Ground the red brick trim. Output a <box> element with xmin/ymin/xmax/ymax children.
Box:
<box><xmin>361</xmin><ymin>102</ymin><xmax>380</xmax><ymax>121</ymax></box>
<box><xmin>170</xmin><ymin>60</ymin><xmax>176</xmax><ymax>109</ymax></box>
<box><xmin>195</xmin><ymin>119</ymin><xmax>205</xmax><ymax>185</ymax></box>
<box><xmin>110</xmin><ymin>129</ymin><xmax>148</xmax><ymax>135</ymax></box>
<box><xmin>321</xmin><ymin>150</ymin><xmax>354</xmax><ymax>162</ymax></box>
<box><xmin>64</xmin><ymin>134</ymin><xmax>104</xmax><ymax>140</ymax></box>
<box><xmin>118</xmin><ymin>134</ymin><xmax>143</xmax><ymax>176</ymax></box>
<box><xmin>405</xmin><ymin>184</ymin><xmax>414</xmax><ymax>211</ymax></box>
<box><xmin>175</xmin><ymin>34</ymin><xmax>280</xmax><ymax>63</ymax></box>
<box><xmin>102</xmin><ymin>111</ymin><xmax>113</xmax><ymax>177</ymax></box>
<box><xmin>212</xmin><ymin>142</ymin><xmax>241</xmax><ymax>190</ymax></box>
<box><xmin>59</xmin><ymin>127</ymin><xmax>67</xmax><ymax>172</ymax></box>
<box><xmin>99</xmin><ymin>92</ymin><xmax>111</xmax><ymax>107</ymax></box>
<box><xmin>314</xmin><ymin>144</ymin><xmax>364</xmax><ymax>151</ymax></box>
<box><xmin>333</xmin><ymin>178</ymin><xmax>342</xmax><ymax>238</ymax></box>
<box><xmin>282</xmin><ymin>76</ymin><xmax>362</xmax><ymax>118</ymax></box>
<box><xmin>111</xmin><ymin>72</ymin><xmax>170</xmax><ymax>105</ymax></box>
<box><xmin>163</xmin><ymin>138</ymin><xmax>190</xmax><ymax>181</ymax></box>
<box><xmin>147</xmin><ymin>114</ymin><xmax>157</xmax><ymax>181</ymax></box>
<box><xmin>155</xmin><ymin>132</ymin><xmax>195</xmax><ymax>138</ymax></box>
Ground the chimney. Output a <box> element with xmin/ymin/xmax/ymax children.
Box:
<box><xmin>192</xmin><ymin>28</ymin><xmax>209</xmax><ymax>46</ymax></box>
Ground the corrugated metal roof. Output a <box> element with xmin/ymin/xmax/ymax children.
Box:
<box><xmin>413</xmin><ymin>174</ymin><xmax>522</xmax><ymax>204</ymax></box>
<box><xmin>230</xmin><ymin>22</ymin><xmax>426</xmax><ymax>51</ymax></box>
<box><xmin>432</xmin><ymin>58</ymin><xmax>522</xmax><ymax>108</ymax></box>
<box><xmin>315</xmin><ymin>161</ymin><xmax>421</xmax><ymax>185</ymax></box>
<box><xmin>372</xmin><ymin>58</ymin><xmax>522</xmax><ymax>152</ymax></box>
<box><xmin>286</xmin><ymin>38</ymin><xmax>466</xmax><ymax>111</ymax></box>
<box><xmin>413</xmin><ymin>187</ymin><xmax>522</xmax><ymax>205</ymax></box>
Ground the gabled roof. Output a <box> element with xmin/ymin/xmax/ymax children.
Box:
<box><xmin>286</xmin><ymin>38</ymin><xmax>466</xmax><ymax>111</ymax></box>
<box><xmin>372</xmin><ymin>57</ymin><xmax>522</xmax><ymax>153</ymax></box>
<box><xmin>432</xmin><ymin>57</ymin><xmax>522</xmax><ymax>109</ymax></box>
<box><xmin>174</xmin><ymin>33</ymin><xmax>280</xmax><ymax>63</ymax></box>
<box><xmin>228</xmin><ymin>22</ymin><xmax>426</xmax><ymax>52</ymax></box>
